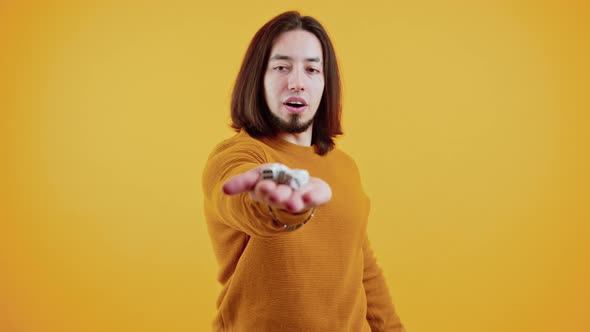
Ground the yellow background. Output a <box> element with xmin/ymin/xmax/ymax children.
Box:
<box><xmin>1</xmin><ymin>1</ymin><xmax>589</xmax><ymax>331</ymax></box>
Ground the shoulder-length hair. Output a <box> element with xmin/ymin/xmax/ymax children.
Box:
<box><xmin>230</xmin><ymin>11</ymin><xmax>343</xmax><ymax>155</ymax></box>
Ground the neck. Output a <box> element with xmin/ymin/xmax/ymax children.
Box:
<box><xmin>278</xmin><ymin>127</ymin><xmax>313</xmax><ymax>146</ymax></box>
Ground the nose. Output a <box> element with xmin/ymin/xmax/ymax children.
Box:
<box><xmin>288</xmin><ymin>68</ymin><xmax>305</xmax><ymax>92</ymax></box>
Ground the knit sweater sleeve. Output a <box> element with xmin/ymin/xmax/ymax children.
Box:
<box><xmin>202</xmin><ymin>136</ymin><xmax>310</xmax><ymax>237</ymax></box>
<box><xmin>363</xmin><ymin>235</ymin><xmax>406</xmax><ymax>331</ymax></box>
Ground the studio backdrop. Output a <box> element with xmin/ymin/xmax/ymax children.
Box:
<box><xmin>1</xmin><ymin>1</ymin><xmax>588</xmax><ymax>331</ymax></box>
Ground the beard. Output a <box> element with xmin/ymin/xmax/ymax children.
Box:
<box><xmin>269</xmin><ymin>112</ymin><xmax>314</xmax><ymax>134</ymax></box>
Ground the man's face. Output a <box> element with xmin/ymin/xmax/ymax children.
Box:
<box><xmin>264</xmin><ymin>29</ymin><xmax>325</xmax><ymax>134</ymax></box>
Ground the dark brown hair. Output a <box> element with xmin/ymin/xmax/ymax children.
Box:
<box><xmin>230</xmin><ymin>11</ymin><xmax>342</xmax><ymax>155</ymax></box>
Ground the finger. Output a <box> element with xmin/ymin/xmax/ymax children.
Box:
<box><xmin>285</xmin><ymin>189</ymin><xmax>305</xmax><ymax>213</ymax></box>
<box><xmin>222</xmin><ymin>168</ymin><xmax>261</xmax><ymax>195</ymax></box>
<box><xmin>268</xmin><ymin>184</ymin><xmax>293</xmax><ymax>205</ymax></box>
<box><xmin>253</xmin><ymin>180</ymin><xmax>277</xmax><ymax>203</ymax></box>
<box><xmin>300</xmin><ymin>179</ymin><xmax>332</xmax><ymax>207</ymax></box>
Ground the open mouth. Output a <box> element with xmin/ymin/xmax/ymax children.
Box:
<box><xmin>285</xmin><ymin>101</ymin><xmax>305</xmax><ymax>108</ymax></box>
<box><xmin>283</xmin><ymin>96</ymin><xmax>308</xmax><ymax>113</ymax></box>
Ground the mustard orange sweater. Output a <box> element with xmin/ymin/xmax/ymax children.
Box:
<box><xmin>202</xmin><ymin>130</ymin><xmax>405</xmax><ymax>331</ymax></box>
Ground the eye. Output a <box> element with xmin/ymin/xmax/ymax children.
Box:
<box><xmin>307</xmin><ymin>67</ymin><xmax>321</xmax><ymax>74</ymax></box>
<box><xmin>274</xmin><ymin>65</ymin><xmax>288</xmax><ymax>72</ymax></box>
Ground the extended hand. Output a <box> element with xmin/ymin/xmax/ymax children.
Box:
<box><xmin>222</xmin><ymin>164</ymin><xmax>332</xmax><ymax>214</ymax></box>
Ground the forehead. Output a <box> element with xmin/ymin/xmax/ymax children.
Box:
<box><xmin>269</xmin><ymin>29</ymin><xmax>323</xmax><ymax>61</ymax></box>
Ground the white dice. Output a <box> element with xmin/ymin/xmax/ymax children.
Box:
<box><xmin>260</xmin><ymin>163</ymin><xmax>309</xmax><ymax>190</ymax></box>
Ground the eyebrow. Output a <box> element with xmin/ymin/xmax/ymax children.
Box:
<box><xmin>269</xmin><ymin>54</ymin><xmax>322</xmax><ymax>63</ymax></box>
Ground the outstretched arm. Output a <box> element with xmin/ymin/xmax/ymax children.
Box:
<box><xmin>203</xmin><ymin>143</ymin><xmax>331</xmax><ymax>237</ymax></box>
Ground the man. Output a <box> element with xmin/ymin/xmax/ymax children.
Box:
<box><xmin>202</xmin><ymin>11</ymin><xmax>405</xmax><ymax>331</ymax></box>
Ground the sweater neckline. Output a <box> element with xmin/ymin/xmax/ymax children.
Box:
<box><xmin>240</xmin><ymin>130</ymin><xmax>317</xmax><ymax>157</ymax></box>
